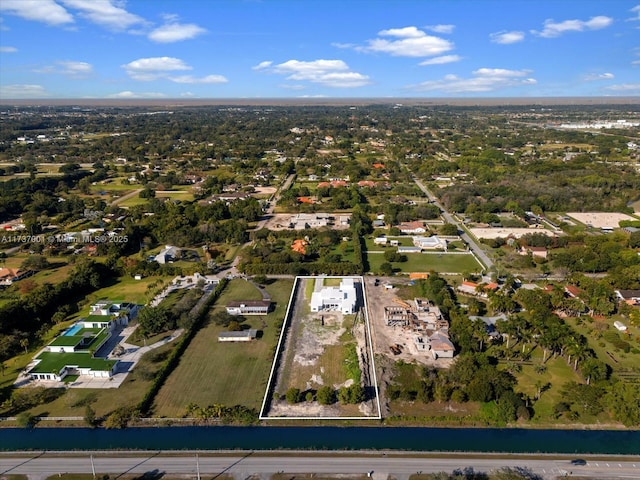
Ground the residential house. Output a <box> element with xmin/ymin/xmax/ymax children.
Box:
<box><xmin>413</xmin><ymin>235</ymin><xmax>447</xmax><ymax>250</ymax></box>
<box><xmin>398</xmin><ymin>221</ymin><xmax>427</xmax><ymax>234</ymax></box>
<box><xmin>520</xmin><ymin>246</ymin><xmax>548</xmax><ymax>259</ymax></box>
<box><xmin>458</xmin><ymin>281</ymin><xmax>480</xmax><ymax>296</ymax></box>
<box><xmin>0</xmin><ymin>268</ymin><xmax>33</xmax><ymax>286</ymax></box>
<box><xmin>615</xmin><ymin>289</ymin><xmax>640</xmax><ymax>306</ymax></box>
<box><xmin>154</xmin><ymin>245</ymin><xmax>179</xmax><ymax>264</ymax></box>
<box><xmin>310</xmin><ymin>277</ymin><xmax>358</xmax><ymax>314</ymax></box>
<box><xmin>373</xmin><ymin>237</ymin><xmax>388</xmax><ymax>246</ymax></box>
<box><xmin>226</xmin><ymin>300</ymin><xmax>272</xmax><ymax>316</ymax></box>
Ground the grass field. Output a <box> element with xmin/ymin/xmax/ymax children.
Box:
<box><xmin>563</xmin><ymin>316</ymin><xmax>640</xmax><ymax>373</ymax></box>
<box><xmin>511</xmin><ymin>346</ymin><xmax>600</xmax><ymax>424</ymax></box>
<box><xmin>367</xmin><ymin>251</ymin><xmax>482</xmax><ymax>274</ymax></box>
<box><xmin>81</xmin><ymin>275</ymin><xmax>172</xmax><ymax>307</ymax></box>
<box><xmin>152</xmin><ymin>278</ymin><xmax>294</xmax><ymax>417</ymax></box>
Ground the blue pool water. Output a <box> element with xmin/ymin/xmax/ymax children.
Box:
<box><xmin>64</xmin><ymin>323</ymin><xmax>82</xmax><ymax>336</ymax></box>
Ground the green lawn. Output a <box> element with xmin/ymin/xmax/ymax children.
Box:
<box><xmin>564</xmin><ymin>316</ymin><xmax>640</xmax><ymax>373</ymax></box>
<box><xmin>152</xmin><ymin>278</ymin><xmax>294</xmax><ymax>417</ymax></box>
<box><xmin>510</xmin><ymin>346</ymin><xmax>588</xmax><ymax>423</ymax></box>
<box><xmin>81</xmin><ymin>275</ymin><xmax>173</xmax><ymax>307</ymax></box>
<box><xmin>367</xmin><ymin>251</ymin><xmax>482</xmax><ymax>274</ymax></box>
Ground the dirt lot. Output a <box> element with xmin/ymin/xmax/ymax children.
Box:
<box><xmin>264</xmin><ymin>277</ymin><xmax>379</xmax><ymax>418</ymax></box>
<box><xmin>364</xmin><ymin>276</ymin><xmax>452</xmax><ymax>368</ymax></box>
<box><xmin>566</xmin><ymin>212</ymin><xmax>638</xmax><ymax>229</ymax></box>
<box><xmin>468</xmin><ymin>227</ymin><xmax>557</xmax><ymax>239</ymax></box>
<box><xmin>261</xmin><ymin>213</ymin><xmax>352</xmax><ymax>231</ymax></box>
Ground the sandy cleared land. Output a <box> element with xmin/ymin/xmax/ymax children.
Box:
<box><xmin>364</xmin><ymin>277</ymin><xmax>452</xmax><ymax>368</ymax></box>
<box><xmin>566</xmin><ymin>212</ymin><xmax>638</xmax><ymax>229</ymax></box>
<box><xmin>261</xmin><ymin>213</ymin><xmax>352</xmax><ymax>231</ymax></box>
<box><xmin>263</xmin><ymin>277</ymin><xmax>379</xmax><ymax>419</ymax></box>
<box><xmin>468</xmin><ymin>227</ymin><xmax>557</xmax><ymax>239</ymax></box>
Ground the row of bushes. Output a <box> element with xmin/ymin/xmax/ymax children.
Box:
<box><xmin>136</xmin><ymin>278</ymin><xmax>228</xmax><ymax>416</ymax></box>
<box><xmin>241</xmin><ymin>261</ymin><xmax>361</xmax><ymax>275</ymax></box>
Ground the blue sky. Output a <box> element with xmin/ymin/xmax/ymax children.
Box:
<box><xmin>0</xmin><ymin>0</ymin><xmax>639</xmax><ymax>99</ymax></box>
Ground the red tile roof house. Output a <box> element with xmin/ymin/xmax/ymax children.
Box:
<box><xmin>398</xmin><ymin>221</ymin><xmax>427</xmax><ymax>234</ymax></box>
<box><xmin>564</xmin><ymin>285</ymin><xmax>582</xmax><ymax>298</ymax></box>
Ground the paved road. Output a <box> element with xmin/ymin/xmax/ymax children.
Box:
<box><xmin>410</xmin><ymin>175</ymin><xmax>494</xmax><ymax>271</ymax></box>
<box><xmin>1</xmin><ymin>452</ymin><xmax>639</xmax><ymax>480</ymax></box>
<box><xmin>110</xmin><ymin>187</ymin><xmax>143</xmax><ymax>206</ymax></box>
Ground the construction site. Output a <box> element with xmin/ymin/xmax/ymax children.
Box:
<box><xmin>364</xmin><ymin>277</ymin><xmax>456</xmax><ymax>367</ymax></box>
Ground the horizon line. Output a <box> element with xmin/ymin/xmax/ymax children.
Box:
<box><xmin>1</xmin><ymin>96</ymin><xmax>639</xmax><ymax>107</ymax></box>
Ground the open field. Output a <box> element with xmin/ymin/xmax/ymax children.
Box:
<box><xmin>367</xmin><ymin>251</ymin><xmax>482</xmax><ymax>274</ymax></box>
<box><xmin>81</xmin><ymin>275</ymin><xmax>172</xmax><ymax>307</ymax></box>
<box><xmin>511</xmin><ymin>346</ymin><xmax>602</xmax><ymax>424</ymax></box>
<box><xmin>468</xmin><ymin>227</ymin><xmax>557</xmax><ymax>239</ymax></box>
<box><xmin>566</xmin><ymin>212</ymin><xmax>638</xmax><ymax>229</ymax></box>
<box><xmin>152</xmin><ymin>278</ymin><xmax>294</xmax><ymax>417</ymax></box>
<box><xmin>564</xmin><ymin>316</ymin><xmax>640</xmax><ymax>373</ymax></box>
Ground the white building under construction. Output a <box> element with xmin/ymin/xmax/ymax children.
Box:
<box><xmin>310</xmin><ymin>278</ymin><xmax>357</xmax><ymax>314</ymax></box>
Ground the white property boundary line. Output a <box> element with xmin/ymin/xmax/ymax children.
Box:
<box><xmin>259</xmin><ymin>275</ymin><xmax>381</xmax><ymax>420</ymax></box>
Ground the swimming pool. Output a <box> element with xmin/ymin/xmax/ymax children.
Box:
<box><xmin>64</xmin><ymin>323</ymin><xmax>82</xmax><ymax>336</ymax></box>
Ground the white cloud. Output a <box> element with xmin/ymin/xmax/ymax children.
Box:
<box><xmin>0</xmin><ymin>0</ymin><xmax>73</xmax><ymax>26</ymax></box>
<box><xmin>426</xmin><ymin>24</ymin><xmax>455</xmax><ymax>34</ymax></box>
<box><xmin>122</xmin><ymin>57</ymin><xmax>226</xmax><ymax>84</ymax></box>
<box><xmin>122</xmin><ymin>56</ymin><xmax>191</xmax><ymax>81</ymax></box>
<box><xmin>256</xmin><ymin>59</ymin><xmax>370</xmax><ymax>88</ymax></box>
<box><xmin>604</xmin><ymin>83</ymin><xmax>640</xmax><ymax>93</ymax></box>
<box><xmin>628</xmin><ymin>5</ymin><xmax>640</xmax><ymax>21</ymax></box>
<box><xmin>0</xmin><ymin>84</ymin><xmax>49</xmax><ymax>98</ymax></box>
<box><xmin>252</xmin><ymin>61</ymin><xmax>273</xmax><ymax>70</ymax></box>
<box><xmin>0</xmin><ymin>46</ymin><xmax>17</xmax><ymax>53</ymax></box>
<box><xmin>363</xmin><ymin>26</ymin><xmax>453</xmax><ymax>57</ymax></box>
<box><xmin>148</xmin><ymin>22</ymin><xmax>206</xmax><ymax>43</ymax></box>
<box><xmin>108</xmin><ymin>91</ymin><xmax>167</xmax><ymax>99</ymax></box>
<box><xmin>413</xmin><ymin>68</ymin><xmax>536</xmax><ymax>94</ymax></box>
<box><xmin>167</xmin><ymin>74</ymin><xmax>227</xmax><ymax>84</ymax></box>
<box><xmin>419</xmin><ymin>55</ymin><xmax>461</xmax><ymax>66</ymax></box>
<box><xmin>490</xmin><ymin>31</ymin><xmax>525</xmax><ymax>44</ymax></box>
<box><xmin>584</xmin><ymin>72</ymin><xmax>614</xmax><ymax>81</ymax></box>
<box><xmin>60</xmin><ymin>0</ymin><xmax>144</xmax><ymax>30</ymax></box>
<box><xmin>59</xmin><ymin>60</ymin><xmax>93</xmax><ymax>77</ymax></box>
<box><xmin>532</xmin><ymin>16</ymin><xmax>613</xmax><ymax>38</ymax></box>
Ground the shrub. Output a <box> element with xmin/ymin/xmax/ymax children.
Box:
<box><xmin>285</xmin><ymin>387</ymin><xmax>302</xmax><ymax>404</ymax></box>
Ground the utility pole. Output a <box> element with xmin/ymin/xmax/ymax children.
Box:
<box><xmin>90</xmin><ymin>454</ymin><xmax>96</xmax><ymax>479</ymax></box>
<box><xmin>196</xmin><ymin>453</ymin><xmax>201</xmax><ymax>480</ymax></box>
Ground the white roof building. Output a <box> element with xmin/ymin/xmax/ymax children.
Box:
<box><xmin>310</xmin><ymin>278</ymin><xmax>357</xmax><ymax>314</ymax></box>
<box><xmin>413</xmin><ymin>235</ymin><xmax>447</xmax><ymax>250</ymax></box>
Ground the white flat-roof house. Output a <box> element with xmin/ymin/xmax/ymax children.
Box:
<box><xmin>413</xmin><ymin>235</ymin><xmax>447</xmax><ymax>250</ymax></box>
<box><xmin>310</xmin><ymin>278</ymin><xmax>357</xmax><ymax>314</ymax></box>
